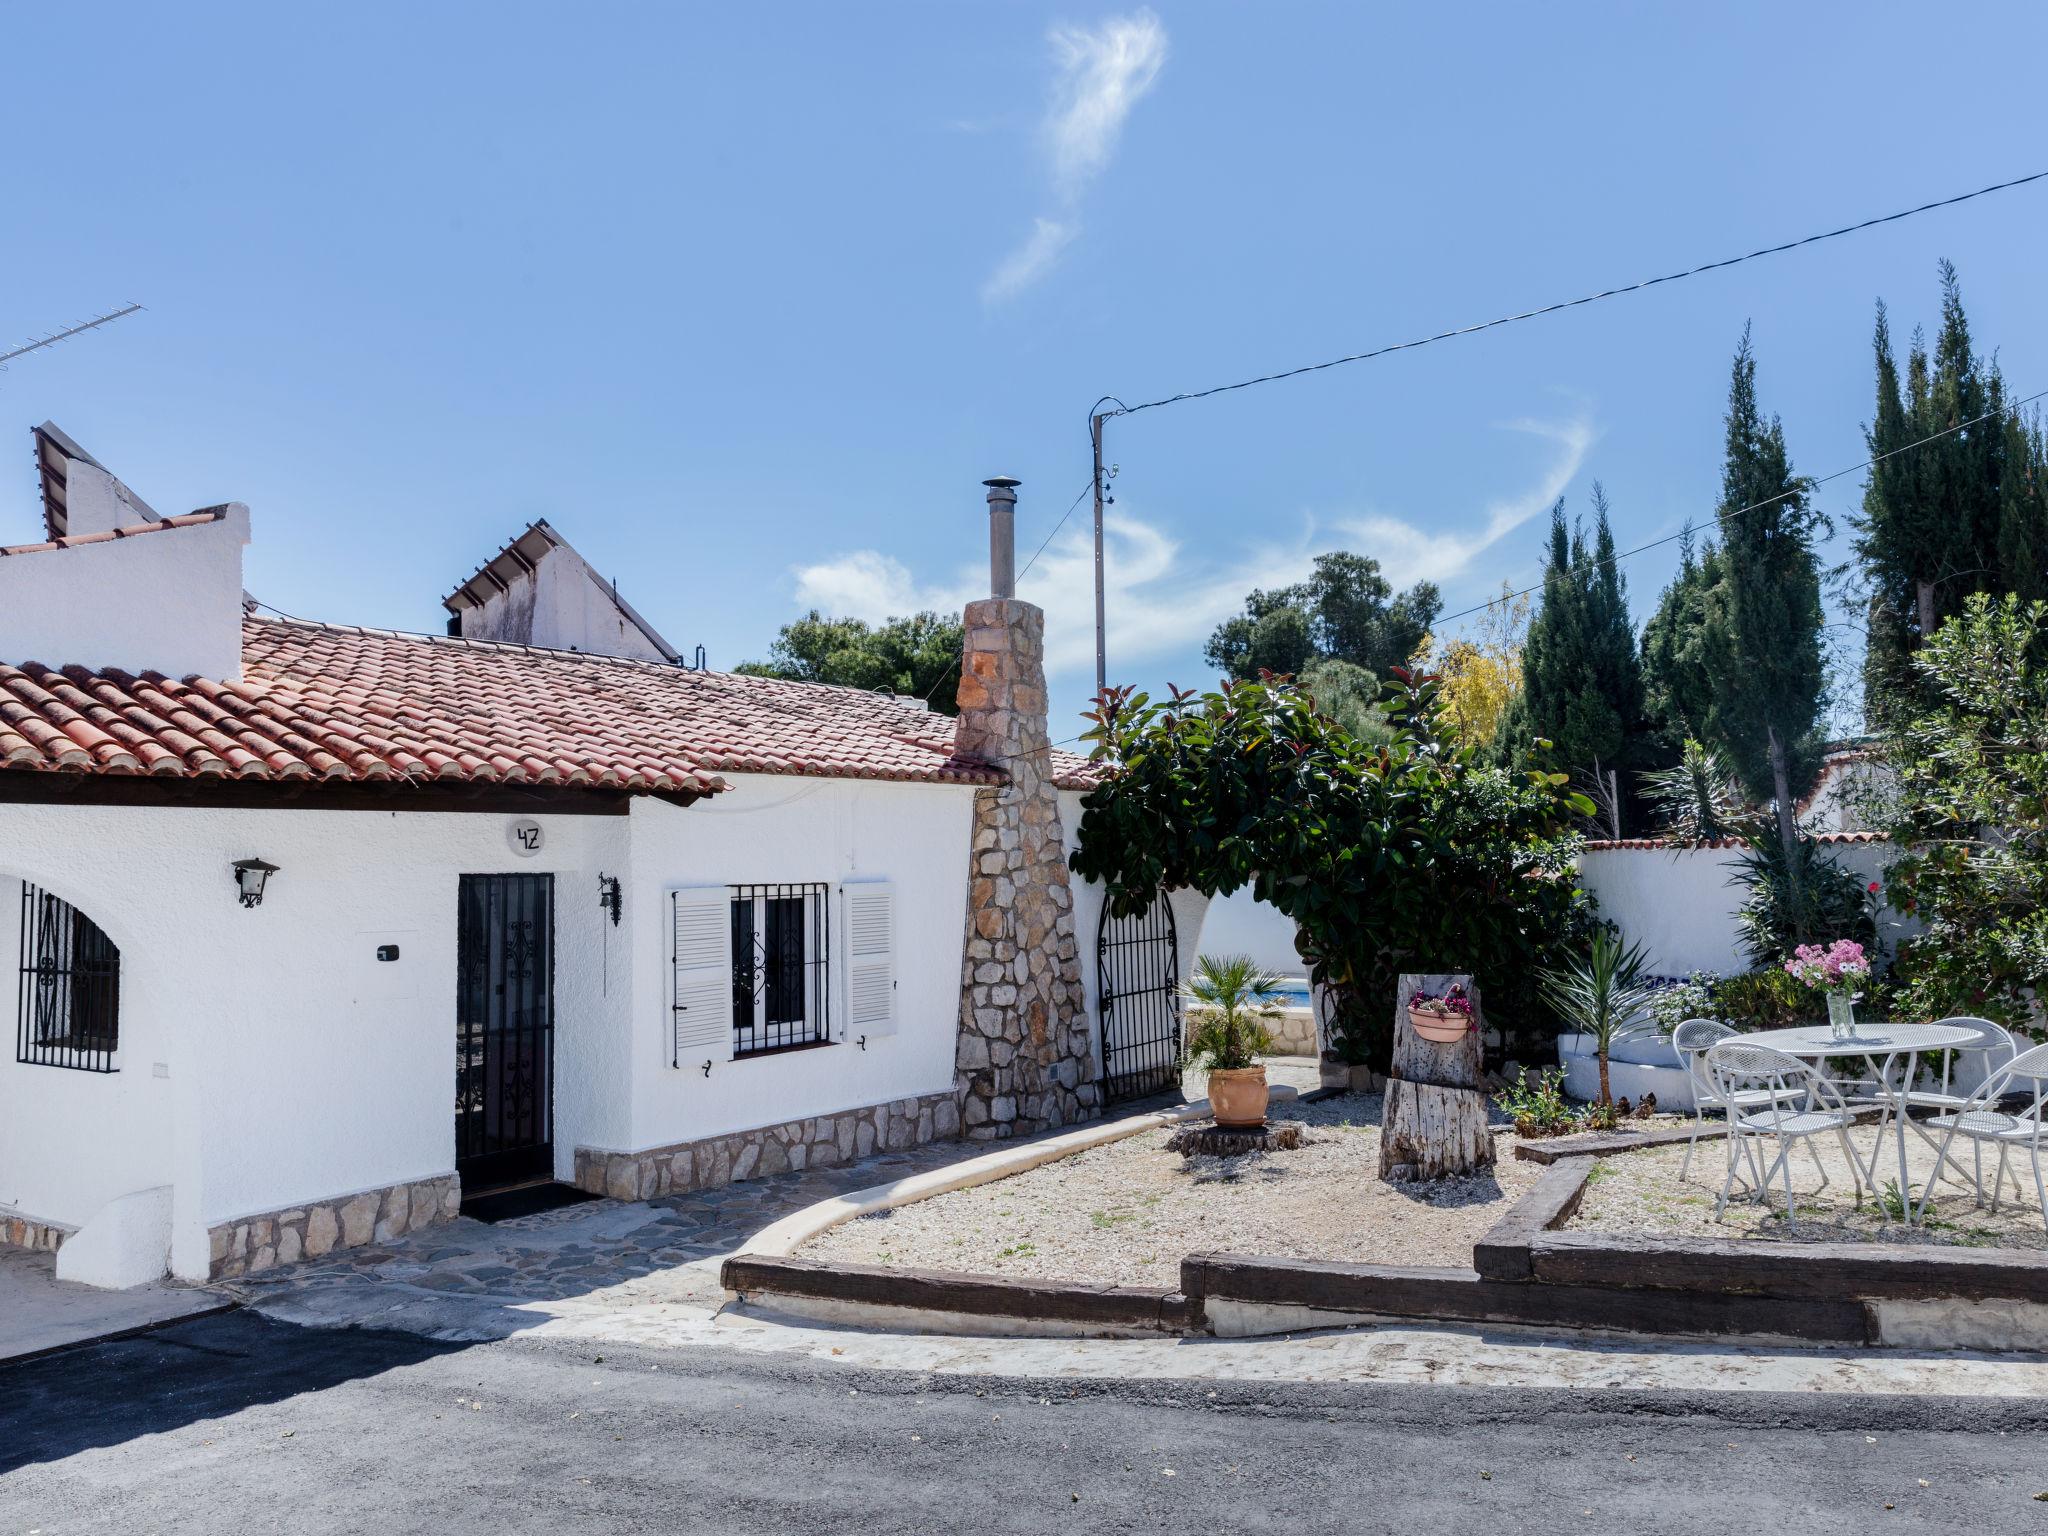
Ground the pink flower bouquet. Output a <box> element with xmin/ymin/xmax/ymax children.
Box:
<box><xmin>1783</xmin><ymin>940</ymin><xmax>1870</xmax><ymax>996</ymax></box>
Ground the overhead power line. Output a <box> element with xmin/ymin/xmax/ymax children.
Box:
<box><xmin>1</xmin><ymin>303</ymin><xmax>144</xmax><ymax>370</ymax></box>
<box><xmin>1431</xmin><ymin>384</ymin><xmax>2048</xmax><ymax>630</ymax></box>
<box><xmin>1102</xmin><ymin>171</ymin><xmax>2048</xmax><ymax>422</ymax></box>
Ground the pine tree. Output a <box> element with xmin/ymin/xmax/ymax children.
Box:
<box><xmin>1505</xmin><ymin>487</ymin><xmax>1646</xmax><ymax>824</ymax></box>
<box><xmin>1699</xmin><ymin>326</ymin><xmax>1826</xmax><ymax>877</ymax></box>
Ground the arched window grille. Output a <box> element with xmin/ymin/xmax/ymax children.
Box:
<box><xmin>15</xmin><ymin>884</ymin><xmax>120</xmax><ymax>1072</ymax></box>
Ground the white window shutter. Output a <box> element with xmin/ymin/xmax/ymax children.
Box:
<box><xmin>842</xmin><ymin>880</ymin><xmax>896</xmax><ymax>1041</ymax></box>
<box><xmin>670</xmin><ymin>885</ymin><xmax>733</xmax><ymax>1067</ymax></box>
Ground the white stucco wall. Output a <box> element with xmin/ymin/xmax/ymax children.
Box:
<box><xmin>462</xmin><ymin>543</ymin><xmax>671</xmax><ymax>663</ymax></box>
<box><xmin>618</xmin><ymin>775</ymin><xmax>977</xmax><ymax>1153</ymax></box>
<box><xmin>0</xmin><ymin>800</ymin><xmax>631</xmax><ymax>1279</ymax></box>
<box><xmin>0</xmin><ymin>504</ymin><xmax>250</xmax><ymax>680</ymax></box>
<box><xmin>1578</xmin><ymin>840</ymin><xmax>1907</xmax><ymax>978</ymax></box>
<box><xmin>1195</xmin><ymin>887</ymin><xmax>1307</xmax><ymax>976</ymax></box>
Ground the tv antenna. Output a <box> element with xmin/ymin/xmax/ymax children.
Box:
<box><xmin>1</xmin><ymin>303</ymin><xmax>144</xmax><ymax>372</ymax></box>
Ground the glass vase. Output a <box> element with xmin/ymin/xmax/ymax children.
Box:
<box><xmin>1826</xmin><ymin>992</ymin><xmax>1856</xmax><ymax>1040</ymax></box>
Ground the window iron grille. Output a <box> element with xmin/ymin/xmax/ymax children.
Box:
<box><xmin>731</xmin><ymin>883</ymin><xmax>830</xmax><ymax>1057</ymax></box>
<box><xmin>16</xmin><ymin>883</ymin><xmax>120</xmax><ymax>1072</ymax></box>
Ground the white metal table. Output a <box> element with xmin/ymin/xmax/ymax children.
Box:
<box><xmin>1741</xmin><ymin>1022</ymin><xmax>1981</xmax><ymax>1223</ymax></box>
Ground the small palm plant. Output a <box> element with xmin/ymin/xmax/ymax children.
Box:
<box><xmin>1183</xmin><ymin>954</ymin><xmax>1284</xmax><ymax>1071</ymax></box>
<box><xmin>1539</xmin><ymin>929</ymin><xmax>1656</xmax><ymax>1108</ymax></box>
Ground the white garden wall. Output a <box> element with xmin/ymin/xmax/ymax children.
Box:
<box><xmin>1577</xmin><ymin>838</ymin><xmax>1907</xmax><ymax>979</ymax></box>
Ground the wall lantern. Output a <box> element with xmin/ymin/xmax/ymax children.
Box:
<box><xmin>231</xmin><ymin>857</ymin><xmax>280</xmax><ymax>909</ymax></box>
<box><xmin>597</xmin><ymin>873</ymin><xmax>623</xmax><ymax>927</ymax></box>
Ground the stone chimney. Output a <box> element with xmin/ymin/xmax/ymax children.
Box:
<box><xmin>952</xmin><ymin>478</ymin><xmax>1098</xmax><ymax>1141</ymax></box>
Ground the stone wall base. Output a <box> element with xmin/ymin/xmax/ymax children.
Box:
<box><xmin>2</xmin><ymin>1208</ymin><xmax>74</xmax><ymax>1255</ymax></box>
<box><xmin>208</xmin><ymin>1173</ymin><xmax>460</xmax><ymax>1280</ymax></box>
<box><xmin>573</xmin><ymin>1091</ymin><xmax>961</xmax><ymax>1203</ymax></box>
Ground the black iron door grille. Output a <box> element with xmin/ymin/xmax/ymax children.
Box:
<box><xmin>16</xmin><ymin>884</ymin><xmax>120</xmax><ymax>1072</ymax></box>
<box><xmin>730</xmin><ymin>883</ymin><xmax>830</xmax><ymax>1057</ymax></box>
<box><xmin>456</xmin><ymin>874</ymin><xmax>555</xmax><ymax>1192</ymax></box>
<box><xmin>1097</xmin><ymin>896</ymin><xmax>1181</xmax><ymax>1104</ymax></box>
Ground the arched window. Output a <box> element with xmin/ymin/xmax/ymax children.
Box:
<box><xmin>15</xmin><ymin>883</ymin><xmax>120</xmax><ymax>1072</ymax></box>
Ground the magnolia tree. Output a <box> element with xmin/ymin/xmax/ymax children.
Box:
<box><xmin>1069</xmin><ymin>669</ymin><xmax>1599</xmax><ymax>1069</ymax></box>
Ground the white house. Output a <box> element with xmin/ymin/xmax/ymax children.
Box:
<box><xmin>0</xmin><ymin>433</ymin><xmax>1143</xmax><ymax>1290</ymax></box>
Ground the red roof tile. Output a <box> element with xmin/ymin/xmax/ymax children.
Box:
<box><xmin>1581</xmin><ymin>832</ymin><xmax>1886</xmax><ymax>852</ymax></box>
<box><xmin>0</xmin><ymin>616</ymin><xmax>1098</xmax><ymax>797</ymax></box>
<box><xmin>0</xmin><ymin>507</ymin><xmax>229</xmax><ymax>558</ymax></box>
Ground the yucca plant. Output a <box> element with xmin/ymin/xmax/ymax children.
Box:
<box><xmin>1182</xmin><ymin>953</ymin><xmax>1284</xmax><ymax>1072</ymax></box>
<box><xmin>1539</xmin><ymin>930</ymin><xmax>1657</xmax><ymax>1107</ymax></box>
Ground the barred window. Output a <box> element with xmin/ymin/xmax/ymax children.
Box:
<box><xmin>16</xmin><ymin>884</ymin><xmax>120</xmax><ymax>1072</ymax></box>
<box><xmin>729</xmin><ymin>884</ymin><xmax>830</xmax><ymax>1057</ymax></box>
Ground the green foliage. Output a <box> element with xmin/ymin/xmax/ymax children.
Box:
<box><xmin>1639</xmin><ymin>738</ymin><xmax>1756</xmax><ymax>843</ymax></box>
<box><xmin>1855</xmin><ymin>265</ymin><xmax>2048</xmax><ymax>724</ymax></box>
<box><xmin>1493</xmin><ymin>1066</ymin><xmax>1578</xmax><ymax>1137</ymax></box>
<box><xmin>1640</xmin><ymin>528</ymin><xmax>1723</xmax><ymax>754</ymax></box>
<box><xmin>1295</xmin><ymin>657</ymin><xmax>1393</xmax><ymax>746</ymax></box>
<box><xmin>1711</xmin><ymin>966</ymin><xmax>1810</xmax><ymax>1031</ymax></box>
<box><xmin>734</xmin><ymin>609</ymin><xmax>964</xmax><ymax>714</ymax></box>
<box><xmin>1205</xmin><ymin>552</ymin><xmax>1439</xmax><ymax>685</ymax></box>
<box><xmin>1698</xmin><ymin>326</ymin><xmax>1828</xmax><ymax>862</ymax></box>
<box><xmin>1880</xmin><ymin>593</ymin><xmax>2048</xmax><ymax>1032</ymax></box>
<box><xmin>1645</xmin><ymin>972</ymin><xmax>1720</xmax><ymax>1034</ymax></box>
<box><xmin>1069</xmin><ymin>670</ymin><xmax>1597</xmax><ymax>1071</ymax></box>
<box><xmin>1508</xmin><ymin>488</ymin><xmax>1647</xmax><ymax>805</ymax></box>
<box><xmin>1729</xmin><ymin>829</ymin><xmax>1876</xmax><ymax>968</ymax></box>
<box><xmin>1182</xmin><ymin>953</ymin><xmax>1283</xmax><ymax>1071</ymax></box>
<box><xmin>1539</xmin><ymin>929</ymin><xmax>1656</xmax><ymax>1106</ymax></box>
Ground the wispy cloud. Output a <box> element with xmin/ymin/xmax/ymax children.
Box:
<box><xmin>981</xmin><ymin>218</ymin><xmax>1078</xmax><ymax>305</ymax></box>
<box><xmin>1331</xmin><ymin>415</ymin><xmax>1596</xmax><ymax>592</ymax></box>
<box><xmin>983</xmin><ymin>10</ymin><xmax>1167</xmax><ymax>303</ymax></box>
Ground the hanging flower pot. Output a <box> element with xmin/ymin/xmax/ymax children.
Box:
<box><xmin>1406</xmin><ymin>985</ymin><xmax>1476</xmax><ymax>1045</ymax></box>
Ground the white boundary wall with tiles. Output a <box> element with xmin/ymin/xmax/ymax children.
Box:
<box><xmin>1577</xmin><ymin>838</ymin><xmax>1905</xmax><ymax>978</ymax></box>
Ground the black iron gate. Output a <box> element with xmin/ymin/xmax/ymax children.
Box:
<box><xmin>1096</xmin><ymin>896</ymin><xmax>1182</xmax><ymax>1104</ymax></box>
<box><xmin>456</xmin><ymin>873</ymin><xmax>555</xmax><ymax>1192</ymax></box>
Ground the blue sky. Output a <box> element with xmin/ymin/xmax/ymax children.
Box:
<box><xmin>6</xmin><ymin>3</ymin><xmax>2048</xmax><ymax>737</ymax></box>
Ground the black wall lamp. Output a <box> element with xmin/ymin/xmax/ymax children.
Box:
<box><xmin>231</xmin><ymin>857</ymin><xmax>280</xmax><ymax>908</ymax></box>
<box><xmin>598</xmin><ymin>873</ymin><xmax>622</xmax><ymax>926</ymax></box>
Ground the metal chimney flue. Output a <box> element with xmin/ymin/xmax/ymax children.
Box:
<box><xmin>982</xmin><ymin>476</ymin><xmax>1020</xmax><ymax>599</ymax></box>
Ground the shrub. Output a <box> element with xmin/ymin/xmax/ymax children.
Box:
<box><xmin>1729</xmin><ymin>829</ymin><xmax>1875</xmax><ymax>968</ymax></box>
<box><xmin>1645</xmin><ymin>971</ymin><xmax>1719</xmax><ymax>1034</ymax></box>
<box><xmin>1711</xmin><ymin>967</ymin><xmax>1808</xmax><ymax>1030</ymax></box>
<box><xmin>1070</xmin><ymin>669</ymin><xmax>1597</xmax><ymax>1072</ymax></box>
<box><xmin>1493</xmin><ymin>1066</ymin><xmax>1577</xmax><ymax>1137</ymax></box>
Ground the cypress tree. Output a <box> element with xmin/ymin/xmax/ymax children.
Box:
<box><xmin>1506</xmin><ymin>486</ymin><xmax>1646</xmax><ymax>825</ymax></box>
<box><xmin>1640</xmin><ymin>524</ymin><xmax>1723</xmax><ymax>754</ymax></box>
<box><xmin>1699</xmin><ymin>326</ymin><xmax>1826</xmax><ymax>874</ymax></box>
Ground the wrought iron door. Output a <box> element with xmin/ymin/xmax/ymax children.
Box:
<box><xmin>456</xmin><ymin>874</ymin><xmax>555</xmax><ymax>1191</ymax></box>
<box><xmin>1096</xmin><ymin>896</ymin><xmax>1182</xmax><ymax>1104</ymax></box>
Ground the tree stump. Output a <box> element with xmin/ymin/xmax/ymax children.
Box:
<box><xmin>1379</xmin><ymin>972</ymin><xmax>1495</xmax><ymax>1182</ymax></box>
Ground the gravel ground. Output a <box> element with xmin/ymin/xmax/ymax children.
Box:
<box><xmin>1573</xmin><ymin>1121</ymin><xmax>2048</xmax><ymax>1249</ymax></box>
<box><xmin>802</xmin><ymin>1092</ymin><xmax>1544</xmax><ymax>1287</ymax></box>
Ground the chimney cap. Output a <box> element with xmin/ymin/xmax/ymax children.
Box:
<box><xmin>981</xmin><ymin>475</ymin><xmax>1022</xmax><ymax>490</ymax></box>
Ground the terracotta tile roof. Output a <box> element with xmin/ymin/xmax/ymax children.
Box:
<box><xmin>0</xmin><ymin>616</ymin><xmax>1097</xmax><ymax>797</ymax></box>
<box><xmin>0</xmin><ymin>507</ymin><xmax>230</xmax><ymax>559</ymax></box>
<box><xmin>1581</xmin><ymin>831</ymin><xmax>1886</xmax><ymax>852</ymax></box>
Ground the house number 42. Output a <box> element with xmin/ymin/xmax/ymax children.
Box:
<box><xmin>507</xmin><ymin>819</ymin><xmax>545</xmax><ymax>857</ymax></box>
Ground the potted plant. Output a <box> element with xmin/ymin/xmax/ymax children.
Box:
<box><xmin>1406</xmin><ymin>983</ymin><xmax>1477</xmax><ymax>1045</ymax></box>
<box><xmin>1539</xmin><ymin>930</ymin><xmax>1656</xmax><ymax>1109</ymax></box>
<box><xmin>1784</xmin><ymin>939</ymin><xmax>1872</xmax><ymax>1038</ymax></box>
<box><xmin>1184</xmin><ymin>953</ymin><xmax>1284</xmax><ymax>1128</ymax></box>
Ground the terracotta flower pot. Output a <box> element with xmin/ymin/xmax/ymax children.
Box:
<box><xmin>1407</xmin><ymin>1007</ymin><xmax>1470</xmax><ymax>1045</ymax></box>
<box><xmin>1207</xmin><ymin>1064</ymin><xmax>1270</xmax><ymax>1129</ymax></box>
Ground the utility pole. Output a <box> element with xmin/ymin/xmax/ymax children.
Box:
<box><xmin>1</xmin><ymin>303</ymin><xmax>143</xmax><ymax>370</ymax></box>
<box><xmin>1090</xmin><ymin>409</ymin><xmax>1107</xmax><ymax>703</ymax></box>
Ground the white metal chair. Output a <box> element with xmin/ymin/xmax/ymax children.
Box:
<box><xmin>1913</xmin><ymin>1041</ymin><xmax>2048</xmax><ymax>1233</ymax></box>
<box><xmin>1858</xmin><ymin>1016</ymin><xmax>2015</xmax><ymax>1191</ymax></box>
<box><xmin>1672</xmin><ymin>1019</ymin><xmax>1799</xmax><ymax>1186</ymax></box>
<box><xmin>1705</xmin><ymin>1040</ymin><xmax>1866</xmax><ymax>1226</ymax></box>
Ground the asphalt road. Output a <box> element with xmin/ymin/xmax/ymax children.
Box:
<box><xmin>3</xmin><ymin>1312</ymin><xmax>2045</xmax><ymax>1534</ymax></box>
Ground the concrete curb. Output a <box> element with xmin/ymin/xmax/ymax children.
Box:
<box><xmin>730</xmin><ymin>1086</ymin><xmax>1301</xmax><ymax>1264</ymax></box>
